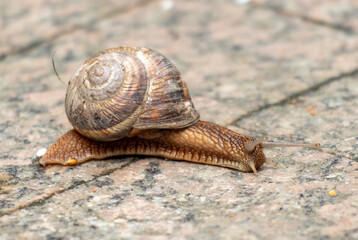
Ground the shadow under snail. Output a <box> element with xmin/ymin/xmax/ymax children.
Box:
<box><xmin>39</xmin><ymin>46</ymin><xmax>320</xmax><ymax>173</ymax></box>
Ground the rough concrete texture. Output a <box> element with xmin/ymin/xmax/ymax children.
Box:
<box><xmin>0</xmin><ymin>0</ymin><xmax>357</xmax><ymax>239</ymax></box>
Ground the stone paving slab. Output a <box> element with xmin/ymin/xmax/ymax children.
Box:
<box><xmin>236</xmin><ymin>76</ymin><xmax>358</xmax><ymax>160</ymax></box>
<box><xmin>233</xmin><ymin>75</ymin><xmax>358</xmax><ymax>239</ymax></box>
<box><xmin>0</xmin><ymin>0</ymin><xmax>153</xmax><ymax>58</ymax></box>
<box><xmin>252</xmin><ymin>0</ymin><xmax>358</xmax><ymax>33</ymax></box>
<box><xmin>1</xmin><ymin>154</ymin><xmax>356</xmax><ymax>239</ymax></box>
<box><xmin>1</xmin><ymin>0</ymin><xmax>357</xmax><ymax>239</ymax></box>
<box><xmin>3</xmin><ymin>1</ymin><xmax>358</xmax><ymax>125</ymax></box>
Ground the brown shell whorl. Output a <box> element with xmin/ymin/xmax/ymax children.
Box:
<box><xmin>132</xmin><ymin>47</ymin><xmax>199</xmax><ymax>129</ymax></box>
<box><xmin>65</xmin><ymin>46</ymin><xmax>199</xmax><ymax>141</ymax></box>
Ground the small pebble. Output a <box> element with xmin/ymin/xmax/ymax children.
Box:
<box><xmin>66</xmin><ymin>158</ymin><xmax>78</xmax><ymax>165</ymax></box>
<box><xmin>235</xmin><ymin>0</ymin><xmax>250</xmax><ymax>5</ymax></box>
<box><xmin>329</xmin><ymin>190</ymin><xmax>337</xmax><ymax>197</ymax></box>
<box><xmin>36</xmin><ymin>148</ymin><xmax>47</xmax><ymax>157</ymax></box>
<box><xmin>160</xmin><ymin>0</ymin><xmax>174</xmax><ymax>10</ymax></box>
<box><xmin>306</xmin><ymin>105</ymin><xmax>317</xmax><ymax>116</ymax></box>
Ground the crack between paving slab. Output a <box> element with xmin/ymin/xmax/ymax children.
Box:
<box><xmin>0</xmin><ymin>159</ymin><xmax>138</xmax><ymax>218</ymax></box>
<box><xmin>226</xmin><ymin>67</ymin><xmax>358</xmax><ymax>162</ymax></box>
<box><xmin>251</xmin><ymin>3</ymin><xmax>354</xmax><ymax>34</ymax></box>
<box><xmin>228</xmin><ymin>67</ymin><xmax>358</xmax><ymax>125</ymax></box>
<box><xmin>0</xmin><ymin>0</ymin><xmax>159</xmax><ymax>62</ymax></box>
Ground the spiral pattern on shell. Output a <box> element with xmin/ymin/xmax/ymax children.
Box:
<box><xmin>65</xmin><ymin>46</ymin><xmax>199</xmax><ymax>141</ymax></box>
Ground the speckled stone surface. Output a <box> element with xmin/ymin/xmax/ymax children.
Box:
<box><xmin>252</xmin><ymin>0</ymin><xmax>358</xmax><ymax>33</ymax></box>
<box><xmin>1</xmin><ymin>0</ymin><xmax>357</xmax><ymax>239</ymax></box>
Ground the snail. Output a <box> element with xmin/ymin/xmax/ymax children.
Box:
<box><xmin>39</xmin><ymin>46</ymin><xmax>320</xmax><ymax>173</ymax></box>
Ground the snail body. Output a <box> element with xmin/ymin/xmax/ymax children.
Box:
<box><xmin>40</xmin><ymin>121</ymin><xmax>266</xmax><ymax>172</ymax></box>
<box><xmin>40</xmin><ymin>46</ymin><xmax>320</xmax><ymax>173</ymax></box>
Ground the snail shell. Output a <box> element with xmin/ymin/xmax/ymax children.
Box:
<box><xmin>65</xmin><ymin>46</ymin><xmax>199</xmax><ymax>141</ymax></box>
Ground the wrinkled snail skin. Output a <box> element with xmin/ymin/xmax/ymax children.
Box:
<box><xmin>39</xmin><ymin>121</ymin><xmax>266</xmax><ymax>172</ymax></box>
<box><xmin>40</xmin><ymin>46</ymin><xmax>319</xmax><ymax>173</ymax></box>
